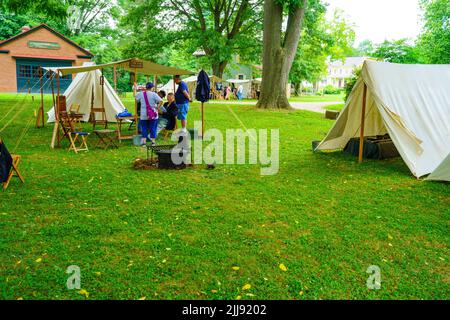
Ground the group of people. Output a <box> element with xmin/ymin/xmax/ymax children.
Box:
<box><xmin>134</xmin><ymin>75</ymin><xmax>191</xmax><ymax>146</ymax></box>
<box><xmin>222</xmin><ymin>83</ymin><xmax>244</xmax><ymax>100</ymax></box>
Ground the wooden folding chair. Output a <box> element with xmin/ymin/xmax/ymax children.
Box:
<box><xmin>1</xmin><ymin>139</ymin><xmax>24</xmax><ymax>190</ymax></box>
<box><xmin>3</xmin><ymin>155</ymin><xmax>24</xmax><ymax>190</ymax></box>
<box><xmin>60</xmin><ymin>112</ymin><xmax>90</xmax><ymax>154</ymax></box>
<box><xmin>91</xmin><ymin>107</ymin><xmax>108</xmax><ymax>130</ymax></box>
<box><xmin>69</xmin><ymin>103</ymin><xmax>80</xmax><ymax>114</ymax></box>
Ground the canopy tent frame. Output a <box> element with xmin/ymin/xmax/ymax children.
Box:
<box><xmin>47</xmin><ymin>58</ymin><xmax>194</xmax><ymax>148</ymax></box>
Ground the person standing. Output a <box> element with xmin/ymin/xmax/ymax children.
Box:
<box><xmin>135</xmin><ymin>82</ymin><xmax>163</xmax><ymax>146</ymax></box>
<box><xmin>173</xmin><ymin>75</ymin><xmax>191</xmax><ymax>134</ymax></box>
<box><xmin>237</xmin><ymin>84</ymin><xmax>244</xmax><ymax>100</ymax></box>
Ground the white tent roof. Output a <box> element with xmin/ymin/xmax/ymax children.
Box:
<box><xmin>159</xmin><ymin>79</ymin><xmax>178</xmax><ymax>94</ymax></box>
<box><xmin>317</xmin><ymin>60</ymin><xmax>450</xmax><ymax>181</ymax></box>
<box><xmin>226</xmin><ymin>79</ymin><xmax>251</xmax><ymax>84</ymax></box>
<box><xmin>47</xmin><ymin>62</ymin><xmax>126</xmax><ymax>123</ymax></box>
<box><xmin>43</xmin><ymin>58</ymin><xmax>194</xmax><ymax>76</ymax></box>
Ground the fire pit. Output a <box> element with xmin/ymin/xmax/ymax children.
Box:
<box><xmin>146</xmin><ymin>144</ymin><xmax>190</xmax><ymax>170</ymax></box>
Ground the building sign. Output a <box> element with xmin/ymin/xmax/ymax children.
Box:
<box><xmin>129</xmin><ymin>60</ymin><xmax>143</xmax><ymax>69</ymax></box>
<box><xmin>28</xmin><ymin>41</ymin><xmax>61</xmax><ymax>50</ymax></box>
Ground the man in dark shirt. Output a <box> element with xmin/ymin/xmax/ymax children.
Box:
<box><xmin>174</xmin><ymin>75</ymin><xmax>191</xmax><ymax>133</ymax></box>
<box><xmin>157</xmin><ymin>92</ymin><xmax>179</xmax><ymax>135</ymax></box>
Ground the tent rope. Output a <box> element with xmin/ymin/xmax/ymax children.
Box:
<box><xmin>0</xmin><ymin>75</ymin><xmax>53</xmax><ymax>133</ymax></box>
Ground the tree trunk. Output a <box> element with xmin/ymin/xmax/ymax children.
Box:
<box><xmin>294</xmin><ymin>83</ymin><xmax>301</xmax><ymax>96</ymax></box>
<box><xmin>212</xmin><ymin>61</ymin><xmax>228</xmax><ymax>79</ymax></box>
<box><xmin>257</xmin><ymin>0</ymin><xmax>307</xmax><ymax>109</ymax></box>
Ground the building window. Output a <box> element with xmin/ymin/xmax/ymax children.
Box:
<box><xmin>32</xmin><ymin>66</ymin><xmax>41</xmax><ymax>78</ymax></box>
<box><xmin>19</xmin><ymin>65</ymin><xmax>32</xmax><ymax>78</ymax></box>
<box><xmin>237</xmin><ymin>74</ymin><xmax>245</xmax><ymax>80</ymax></box>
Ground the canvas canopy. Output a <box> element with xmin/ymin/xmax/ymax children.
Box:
<box><xmin>226</xmin><ymin>79</ymin><xmax>250</xmax><ymax>84</ymax></box>
<box><xmin>161</xmin><ymin>75</ymin><xmax>223</xmax><ymax>94</ymax></box>
<box><xmin>46</xmin><ymin>58</ymin><xmax>194</xmax><ymax>76</ymax></box>
<box><xmin>47</xmin><ymin>62</ymin><xmax>125</xmax><ymax>123</ymax></box>
<box><xmin>317</xmin><ymin>60</ymin><xmax>450</xmax><ymax>181</ymax></box>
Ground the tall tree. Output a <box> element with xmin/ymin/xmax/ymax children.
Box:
<box><xmin>289</xmin><ymin>8</ymin><xmax>355</xmax><ymax>94</ymax></box>
<box><xmin>0</xmin><ymin>0</ymin><xmax>67</xmax><ymax>19</ymax></box>
<box><xmin>122</xmin><ymin>0</ymin><xmax>263</xmax><ymax>78</ymax></box>
<box><xmin>417</xmin><ymin>0</ymin><xmax>450</xmax><ymax>64</ymax></box>
<box><xmin>66</xmin><ymin>0</ymin><xmax>120</xmax><ymax>36</ymax></box>
<box><xmin>353</xmin><ymin>39</ymin><xmax>375</xmax><ymax>57</ymax></box>
<box><xmin>372</xmin><ymin>39</ymin><xmax>421</xmax><ymax>64</ymax></box>
<box><xmin>257</xmin><ymin>0</ymin><xmax>323</xmax><ymax>109</ymax></box>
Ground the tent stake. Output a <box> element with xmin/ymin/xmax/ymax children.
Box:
<box><xmin>359</xmin><ymin>83</ymin><xmax>368</xmax><ymax>163</ymax></box>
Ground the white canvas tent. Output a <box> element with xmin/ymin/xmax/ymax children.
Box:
<box><xmin>426</xmin><ymin>154</ymin><xmax>450</xmax><ymax>181</ymax></box>
<box><xmin>317</xmin><ymin>60</ymin><xmax>450</xmax><ymax>181</ymax></box>
<box><xmin>226</xmin><ymin>79</ymin><xmax>251</xmax><ymax>98</ymax></box>
<box><xmin>47</xmin><ymin>62</ymin><xmax>126</xmax><ymax>123</ymax></box>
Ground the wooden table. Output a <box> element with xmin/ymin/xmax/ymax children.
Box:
<box><xmin>116</xmin><ymin>116</ymin><xmax>137</xmax><ymax>142</ymax></box>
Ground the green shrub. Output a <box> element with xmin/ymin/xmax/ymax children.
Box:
<box><xmin>323</xmin><ymin>85</ymin><xmax>342</xmax><ymax>95</ymax></box>
<box><xmin>344</xmin><ymin>67</ymin><xmax>362</xmax><ymax>102</ymax></box>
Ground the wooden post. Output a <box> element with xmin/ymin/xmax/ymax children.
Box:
<box><xmin>50</xmin><ymin>73</ymin><xmax>55</xmax><ymax>108</ymax></box>
<box><xmin>201</xmin><ymin>102</ymin><xmax>205</xmax><ymax>139</ymax></box>
<box><xmin>134</xmin><ymin>69</ymin><xmax>138</xmax><ymax>134</ymax></box>
<box><xmin>36</xmin><ymin>68</ymin><xmax>45</xmax><ymax>128</ymax></box>
<box><xmin>154</xmin><ymin>75</ymin><xmax>158</xmax><ymax>91</ymax></box>
<box><xmin>101</xmin><ymin>69</ymin><xmax>105</xmax><ymax>110</ymax></box>
<box><xmin>358</xmin><ymin>83</ymin><xmax>368</xmax><ymax>163</ymax></box>
<box><xmin>113</xmin><ymin>65</ymin><xmax>117</xmax><ymax>92</ymax></box>
<box><xmin>51</xmin><ymin>71</ymin><xmax>61</xmax><ymax>149</ymax></box>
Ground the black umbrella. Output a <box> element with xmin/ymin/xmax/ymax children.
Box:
<box><xmin>195</xmin><ymin>70</ymin><xmax>211</xmax><ymax>138</ymax></box>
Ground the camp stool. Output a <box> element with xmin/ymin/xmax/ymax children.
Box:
<box><xmin>68</xmin><ymin>132</ymin><xmax>90</xmax><ymax>154</ymax></box>
<box><xmin>93</xmin><ymin>129</ymin><xmax>118</xmax><ymax>150</ymax></box>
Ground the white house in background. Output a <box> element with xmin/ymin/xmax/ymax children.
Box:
<box><xmin>318</xmin><ymin>56</ymin><xmax>369</xmax><ymax>89</ymax></box>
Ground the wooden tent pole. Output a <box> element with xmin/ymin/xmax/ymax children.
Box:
<box><xmin>113</xmin><ymin>65</ymin><xmax>117</xmax><ymax>92</ymax></box>
<box><xmin>50</xmin><ymin>73</ymin><xmax>55</xmax><ymax>108</ymax></box>
<box><xmin>134</xmin><ymin>68</ymin><xmax>138</xmax><ymax>134</ymax></box>
<box><xmin>359</xmin><ymin>83</ymin><xmax>368</xmax><ymax>163</ymax></box>
<box><xmin>36</xmin><ymin>67</ymin><xmax>44</xmax><ymax>128</ymax></box>
<box><xmin>201</xmin><ymin>102</ymin><xmax>205</xmax><ymax>139</ymax></box>
<box><xmin>101</xmin><ymin>68</ymin><xmax>106</xmax><ymax>126</ymax></box>
<box><xmin>51</xmin><ymin>71</ymin><xmax>61</xmax><ymax>149</ymax></box>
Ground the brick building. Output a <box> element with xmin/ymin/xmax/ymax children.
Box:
<box><xmin>0</xmin><ymin>24</ymin><xmax>93</xmax><ymax>93</ymax></box>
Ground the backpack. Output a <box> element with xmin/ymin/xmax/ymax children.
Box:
<box><xmin>143</xmin><ymin>92</ymin><xmax>158</xmax><ymax>120</ymax></box>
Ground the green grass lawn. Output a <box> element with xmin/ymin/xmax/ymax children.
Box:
<box><xmin>0</xmin><ymin>93</ymin><xmax>448</xmax><ymax>300</ymax></box>
<box><xmin>324</xmin><ymin>104</ymin><xmax>345</xmax><ymax>111</ymax></box>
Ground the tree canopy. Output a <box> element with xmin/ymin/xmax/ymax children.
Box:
<box><xmin>417</xmin><ymin>0</ymin><xmax>450</xmax><ymax>64</ymax></box>
<box><xmin>121</xmin><ymin>0</ymin><xmax>264</xmax><ymax>78</ymax></box>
